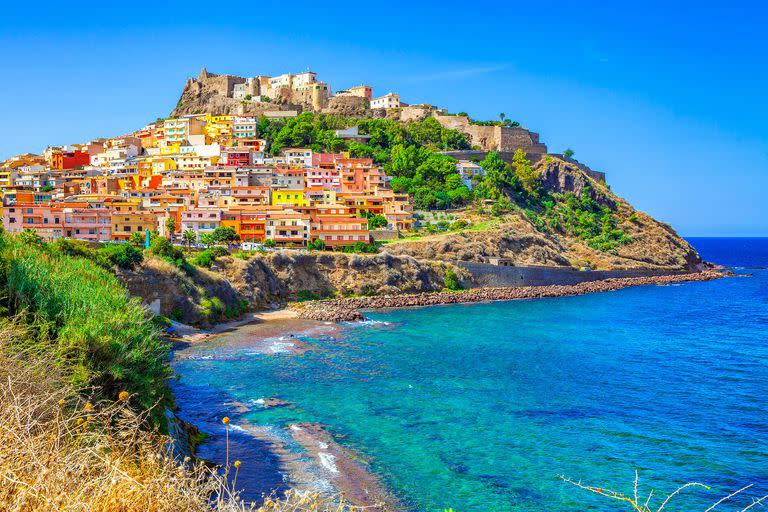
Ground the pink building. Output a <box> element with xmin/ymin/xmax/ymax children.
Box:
<box><xmin>305</xmin><ymin>167</ymin><xmax>340</xmax><ymax>189</ymax></box>
<box><xmin>336</xmin><ymin>158</ymin><xmax>385</xmax><ymax>193</ymax></box>
<box><xmin>63</xmin><ymin>207</ymin><xmax>112</xmax><ymax>241</ymax></box>
<box><xmin>3</xmin><ymin>203</ymin><xmax>63</xmax><ymax>239</ymax></box>
<box><xmin>181</xmin><ymin>208</ymin><xmax>222</xmax><ymax>239</ymax></box>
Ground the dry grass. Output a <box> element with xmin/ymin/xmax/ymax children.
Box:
<box><xmin>559</xmin><ymin>471</ymin><xmax>768</xmax><ymax>511</ymax></box>
<box><xmin>0</xmin><ymin>323</ymin><xmax>369</xmax><ymax>512</ymax></box>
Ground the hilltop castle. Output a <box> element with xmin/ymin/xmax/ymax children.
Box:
<box><xmin>183</xmin><ymin>68</ymin><xmax>341</xmax><ymax>112</ymax></box>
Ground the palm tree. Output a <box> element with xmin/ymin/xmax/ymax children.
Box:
<box><xmin>182</xmin><ymin>229</ymin><xmax>196</xmax><ymax>248</ymax></box>
<box><xmin>499</xmin><ymin>112</ymin><xmax>506</xmax><ymax>123</ymax></box>
<box><xmin>165</xmin><ymin>217</ymin><xmax>177</xmax><ymax>243</ymax></box>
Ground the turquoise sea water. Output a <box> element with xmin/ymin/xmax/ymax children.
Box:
<box><xmin>172</xmin><ymin>238</ymin><xmax>768</xmax><ymax>511</ymax></box>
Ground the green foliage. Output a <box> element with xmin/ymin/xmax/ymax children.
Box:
<box><xmin>40</xmin><ymin>185</ymin><xmax>55</xmax><ymax>192</ymax></box>
<box><xmin>563</xmin><ymin>148</ymin><xmax>575</xmax><ymax>159</ymax></box>
<box><xmin>49</xmin><ymin>239</ymin><xmax>143</xmax><ymax>270</ymax></box>
<box><xmin>471</xmin><ymin>118</ymin><xmax>521</xmax><ymax>128</ymax></box>
<box><xmin>191</xmin><ymin>246</ymin><xmax>230</xmax><ymax>268</ymax></box>
<box><xmin>199</xmin><ymin>232</ymin><xmax>215</xmax><ymax>248</ymax></box>
<box><xmin>263</xmin><ymin>238</ymin><xmax>276</xmax><ymax>248</ymax></box>
<box><xmin>148</xmin><ymin>236</ymin><xmax>190</xmax><ymax>272</ymax></box>
<box><xmin>164</xmin><ymin>217</ymin><xmax>176</xmax><ymax>237</ymax></box>
<box><xmin>365</xmin><ymin>213</ymin><xmax>388</xmax><ymax>230</ymax></box>
<box><xmin>129</xmin><ymin>231</ymin><xmax>145</xmax><ymax>247</ymax></box>
<box><xmin>211</xmin><ymin>226</ymin><xmax>239</xmax><ymax>245</ymax></box>
<box><xmin>341</xmin><ymin>241</ymin><xmax>378</xmax><ymax>254</ymax></box>
<box><xmin>491</xmin><ymin>197</ymin><xmax>514</xmax><ymax>216</ymax></box>
<box><xmin>307</xmin><ymin>239</ymin><xmax>326</xmax><ymax>251</ymax></box>
<box><xmin>182</xmin><ymin>228</ymin><xmax>196</xmax><ymax>247</ymax></box>
<box><xmin>0</xmin><ymin>234</ymin><xmax>172</xmax><ymax>428</ymax></box>
<box><xmin>477</xmin><ymin>152</ymin><xmax>517</xmax><ymax>199</ymax></box>
<box><xmin>191</xmin><ymin>250</ymin><xmax>214</xmax><ymax>268</ymax></box>
<box><xmin>18</xmin><ymin>229</ymin><xmax>43</xmax><ymax>246</ymax></box>
<box><xmin>256</xmin><ymin>112</ymin><xmax>472</xmax><ymax>209</ymax></box>
<box><xmin>443</xmin><ymin>267</ymin><xmax>462</xmax><ymax>291</ymax></box>
<box><xmin>512</xmin><ymin>149</ymin><xmax>540</xmax><ymax>197</ymax></box>
<box><xmin>540</xmin><ymin>188</ymin><xmax>633</xmax><ymax>253</ymax></box>
<box><xmin>296</xmin><ymin>290</ymin><xmax>321</xmax><ymax>302</ymax></box>
<box><xmin>99</xmin><ymin>243</ymin><xmax>143</xmax><ymax>270</ymax></box>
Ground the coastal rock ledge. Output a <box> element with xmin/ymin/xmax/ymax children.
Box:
<box><xmin>291</xmin><ymin>271</ymin><xmax>725</xmax><ymax>322</ymax></box>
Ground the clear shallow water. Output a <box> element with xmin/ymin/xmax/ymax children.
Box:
<box><xmin>173</xmin><ymin>238</ymin><xmax>768</xmax><ymax>511</ymax></box>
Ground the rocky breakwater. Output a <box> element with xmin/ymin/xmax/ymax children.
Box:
<box><xmin>291</xmin><ymin>270</ymin><xmax>726</xmax><ymax>322</ymax></box>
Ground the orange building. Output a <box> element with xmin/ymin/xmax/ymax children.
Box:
<box><xmin>50</xmin><ymin>149</ymin><xmax>90</xmax><ymax>170</ymax></box>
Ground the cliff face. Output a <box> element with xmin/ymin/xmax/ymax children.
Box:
<box><xmin>214</xmin><ymin>251</ymin><xmax>466</xmax><ymax>305</ymax></box>
<box><xmin>385</xmin><ymin>158</ymin><xmax>703</xmax><ymax>271</ymax></box>
<box><xmin>118</xmin><ymin>252</ymin><xmax>467</xmax><ymax>326</ymax></box>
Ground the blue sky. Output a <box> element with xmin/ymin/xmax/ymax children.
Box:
<box><xmin>1</xmin><ymin>1</ymin><xmax>766</xmax><ymax>236</ymax></box>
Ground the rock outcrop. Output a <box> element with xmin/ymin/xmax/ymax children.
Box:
<box><xmin>385</xmin><ymin>158</ymin><xmax>703</xmax><ymax>271</ymax></box>
<box><xmin>118</xmin><ymin>252</ymin><xmax>468</xmax><ymax>325</ymax></box>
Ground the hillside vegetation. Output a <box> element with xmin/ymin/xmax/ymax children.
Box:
<box><xmin>385</xmin><ymin>156</ymin><xmax>702</xmax><ymax>271</ymax></box>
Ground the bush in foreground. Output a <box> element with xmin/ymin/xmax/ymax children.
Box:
<box><xmin>0</xmin><ymin>234</ymin><xmax>172</xmax><ymax>427</ymax></box>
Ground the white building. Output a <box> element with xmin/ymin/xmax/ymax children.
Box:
<box><xmin>370</xmin><ymin>93</ymin><xmax>401</xmax><ymax>109</ymax></box>
<box><xmin>283</xmin><ymin>148</ymin><xmax>313</xmax><ymax>168</ymax></box>
<box><xmin>456</xmin><ymin>160</ymin><xmax>485</xmax><ymax>189</ymax></box>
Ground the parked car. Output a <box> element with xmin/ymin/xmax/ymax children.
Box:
<box><xmin>241</xmin><ymin>242</ymin><xmax>265</xmax><ymax>251</ymax></box>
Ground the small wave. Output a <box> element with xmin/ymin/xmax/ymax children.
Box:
<box><xmin>268</xmin><ymin>341</ymin><xmax>297</xmax><ymax>354</ymax></box>
<box><xmin>342</xmin><ymin>319</ymin><xmax>393</xmax><ymax>327</ymax></box>
<box><xmin>317</xmin><ymin>452</ymin><xmax>339</xmax><ymax>473</ymax></box>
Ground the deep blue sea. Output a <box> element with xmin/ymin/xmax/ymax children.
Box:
<box><xmin>172</xmin><ymin>238</ymin><xmax>768</xmax><ymax>511</ymax></box>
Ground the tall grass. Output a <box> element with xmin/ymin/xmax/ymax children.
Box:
<box><xmin>0</xmin><ymin>234</ymin><xmax>172</xmax><ymax>426</ymax></box>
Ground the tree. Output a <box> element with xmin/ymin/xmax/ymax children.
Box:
<box><xmin>563</xmin><ymin>148</ymin><xmax>575</xmax><ymax>159</ymax></box>
<box><xmin>129</xmin><ymin>231</ymin><xmax>145</xmax><ymax>248</ymax></box>
<box><xmin>499</xmin><ymin>112</ymin><xmax>506</xmax><ymax>122</ymax></box>
<box><xmin>164</xmin><ymin>217</ymin><xmax>177</xmax><ymax>242</ymax></box>
<box><xmin>480</xmin><ymin>151</ymin><xmax>516</xmax><ymax>198</ymax></box>
<box><xmin>367</xmin><ymin>214</ymin><xmax>388</xmax><ymax>230</ymax></box>
<box><xmin>212</xmin><ymin>226</ymin><xmax>240</xmax><ymax>246</ymax></box>
<box><xmin>199</xmin><ymin>232</ymin><xmax>215</xmax><ymax>248</ymax></box>
<box><xmin>182</xmin><ymin>229</ymin><xmax>196</xmax><ymax>248</ymax></box>
<box><xmin>512</xmin><ymin>149</ymin><xmax>540</xmax><ymax>197</ymax></box>
<box><xmin>308</xmin><ymin>239</ymin><xmax>325</xmax><ymax>251</ymax></box>
<box><xmin>263</xmin><ymin>238</ymin><xmax>276</xmax><ymax>248</ymax></box>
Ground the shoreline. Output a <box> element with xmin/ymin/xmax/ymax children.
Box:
<box><xmin>172</xmin><ymin>269</ymin><xmax>728</xmax><ymax>510</ymax></box>
<box><xmin>291</xmin><ymin>270</ymin><xmax>727</xmax><ymax>322</ymax></box>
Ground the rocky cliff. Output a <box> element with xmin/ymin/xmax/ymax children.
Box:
<box><xmin>118</xmin><ymin>252</ymin><xmax>467</xmax><ymax>326</ymax></box>
<box><xmin>385</xmin><ymin>158</ymin><xmax>703</xmax><ymax>271</ymax></box>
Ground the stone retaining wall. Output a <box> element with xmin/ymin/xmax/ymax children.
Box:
<box><xmin>459</xmin><ymin>262</ymin><xmax>674</xmax><ymax>288</ymax></box>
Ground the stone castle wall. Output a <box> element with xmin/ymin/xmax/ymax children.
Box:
<box><xmin>432</xmin><ymin>114</ymin><xmax>548</xmax><ymax>155</ymax></box>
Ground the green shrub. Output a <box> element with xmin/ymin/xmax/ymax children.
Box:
<box><xmin>99</xmin><ymin>243</ymin><xmax>143</xmax><ymax>270</ymax></box>
<box><xmin>0</xmin><ymin>234</ymin><xmax>172</xmax><ymax>428</ymax></box>
<box><xmin>296</xmin><ymin>290</ymin><xmax>321</xmax><ymax>302</ymax></box>
<box><xmin>444</xmin><ymin>267</ymin><xmax>462</xmax><ymax>291</ymax></box>
<box><xmin>192</xmin><ymin>250</ymin><xmax>214</xmax><ymax>268</ymax></box>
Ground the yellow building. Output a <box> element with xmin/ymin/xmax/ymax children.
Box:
<box><xmin>159</xmin><ymin>143</ymin><xmax>181</xmax><ymax>155</ymax></box>
<box><xmin>105</xmin><ymin>197</ymin><xmax>142</xmax><ymax>213</ymax></box>
<box><xmin>271</xmin><ymin>189</ymin><xmax>309</xmax><ymax>207</ymax></box>
<box><xmin>111</xmin><ymin>211</ymin><xmax>158</xmax><ymax>241</ymax></box>
<box><xmin>205</xmin><ymin>115</ymin><xmax>233</xmax><ymax>146</ymax></box>
<box><xmin>150</xmin><ymin>157</ymin><xmax>177</xmax><ymax>174</ymax></box>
